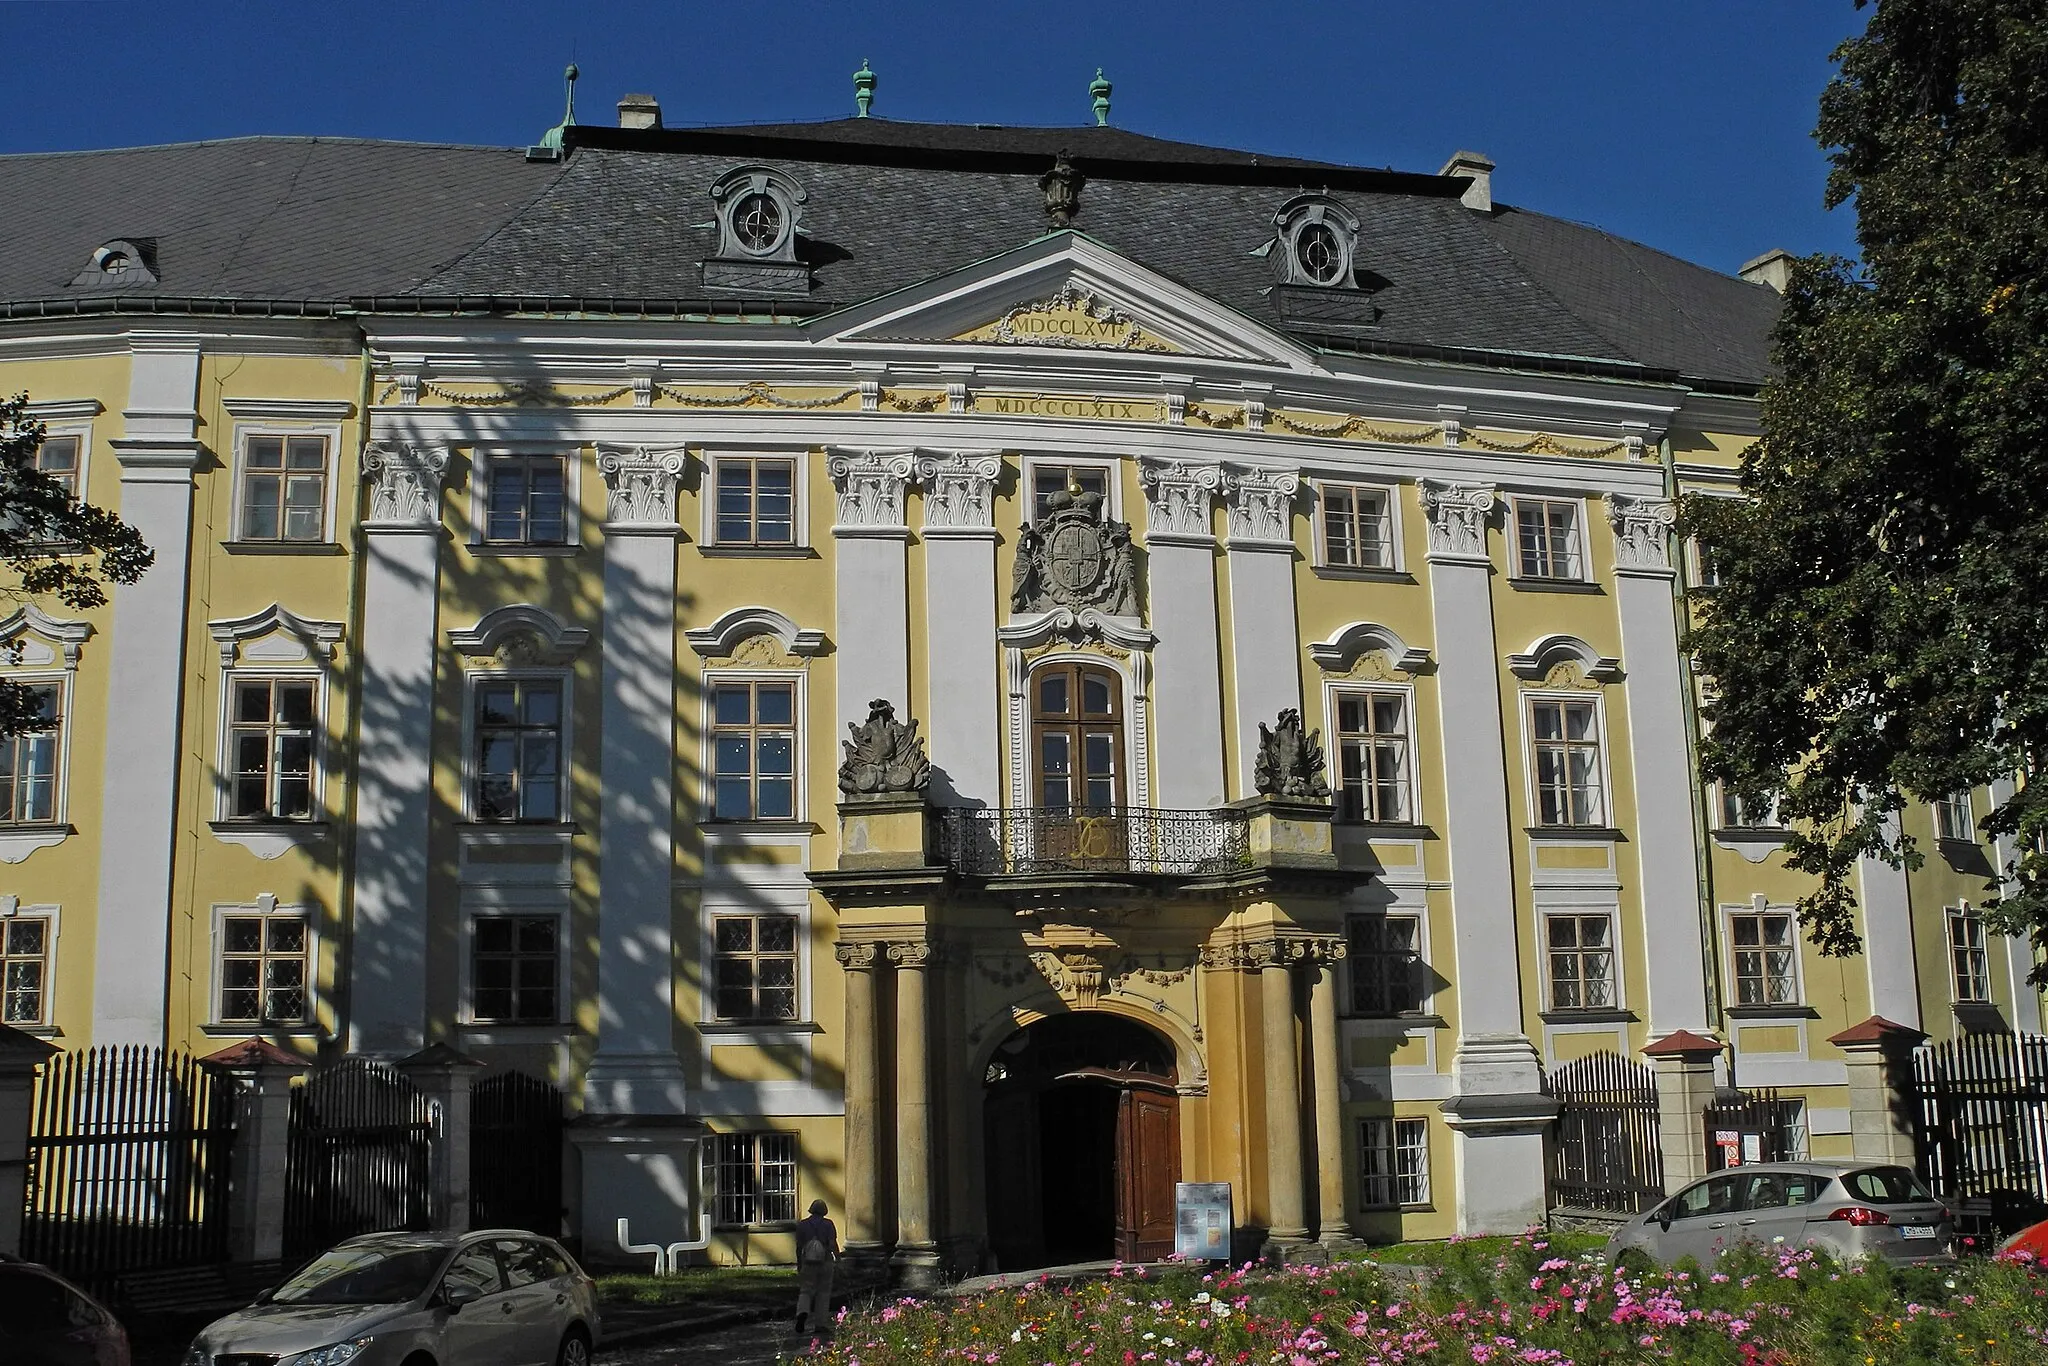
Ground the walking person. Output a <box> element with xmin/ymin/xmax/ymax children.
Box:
<box><xmin>793</xmin><ymin>1198</ymin><xmax>839</xmax><ymax>1335</ymax></box>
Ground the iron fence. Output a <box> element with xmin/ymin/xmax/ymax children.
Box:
<box><xmin>1911</xmin><ymin>1032</ymin><xmax>2048</xmax><ymax>1208</ymax></box>
<box><xmin>1548</xmin><ymin>1051</ymin><xmax>1666</xmax><ymax>1214</ymax></box>
<box><xmin>283</xmin><ymin>1058</ymin><xmax>438</xmax><ymax>1258</ymax></box>
<box><xmin>1703</xmin><ymin>1087</ymin><xmax>1806</xmax><ymax>1171</ymax></box>
<box><xmin>938</xmin><ymin>806</ymin><xmax>1251</xmax><ymax>877</ymax></box>
<box><xmin>470</xmin><ymin>1070</ymin><xmax>565</xmax><ymax>1236</ymax></box>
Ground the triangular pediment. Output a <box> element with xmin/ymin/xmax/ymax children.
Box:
<box><xmin>810</xmin><ymin>232</ymin><xmax>1321</xmax><ymax>372</ymax></box>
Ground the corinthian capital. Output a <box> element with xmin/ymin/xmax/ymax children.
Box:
<box><xmin>914</xmin><ymin>451</ymin><xmax>1002</xmax><ymax>531</ymax></box>
<box><xmin>596</xmin><ymin>446</ymin><xmax>687</xmax><ymax>527</ymax></box>
<box><xmin>1139</xmin><ymin>458</ymin><xmax>1222</xmax><ymax>540</ymax></box>
<box><xmin>1418</xmin><ymin>479</ymin><xmax>1497</xmax><ymax>561</ymax></box>
<box><xmin>828</xmin><ymin>450</ymin><xmax>917</xmax><ymax>531</ymax></box>
<box><xmin>1222</xmin><ymin>464</ymin><xmax>1301</xmax><ymax>546</ymax></box>
<box><xmin>1605</xmin><ymin>494</ymin><xmax>1678</xmax><ymax>573</ymax></box>
<box><xmin>362</xmin><ymin>442</ymin><xmax>450</xmax><ymax>526</ymax></box>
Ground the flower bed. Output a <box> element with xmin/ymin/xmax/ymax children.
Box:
<box><xmin>808</xmin><ymin>1237</ymin><xmax>2048</xmax><ymax>1365</ymax></box>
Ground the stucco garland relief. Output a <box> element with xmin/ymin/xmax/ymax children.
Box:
<box><xmin>1540</xmin><ymin>660</ymin><xmax>1604</xmax><ymax>692</ymax></box>
<box><xmin>704</xmin><ymin>635</ymin><xmax>809</xmax><ymax>669</ymax></box>
<box><xmin>1333</xmin><ymin>652</ymin><xmax>1410</xmax><ymax>684</ymax></box>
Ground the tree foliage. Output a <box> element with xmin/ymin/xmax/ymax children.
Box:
<box><xmin>1687</xmin><ymin>0</ymin><xmax>2048</xmax><ymax>974</ymax></box>
<box><xmin>0</xmin><ymin>394</ymin><xmax>152</xmax><ymax>734</ymax></box>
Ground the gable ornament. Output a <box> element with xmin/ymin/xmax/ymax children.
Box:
<box><xmin>1010</xmin><ymin>477</ymin><xmax>1140</xmax><ymax>618</ymax></box>
<box><xmin>1253</xmin><ymin>708</ymin><xmax>1331</xmax><ymax>801</ymax></box>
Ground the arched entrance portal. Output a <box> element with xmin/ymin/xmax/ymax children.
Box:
<box><xmin>982</xmin><ymin>1012</ymin><xmax>1180</xmax><ymax>1268</ymax></box>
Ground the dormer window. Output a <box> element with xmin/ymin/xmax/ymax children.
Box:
<box><xmin>1272</xmin><ymin>196</ymin><xmax>1360</xmax><ymax>289</ymax></box>
<box><xmin>67</xmin><ymin>238</ymin><xmax>160</xmax><ymax>290</ymax></box>
<box><xmin>709</xmin><ymin>167</ymin><xmax>805</xmax><ymax>264</ymax></box>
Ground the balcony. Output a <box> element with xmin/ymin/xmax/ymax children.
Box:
<box><xmin>936</xmin><ymin>806</ymin><xmax>1251</xmax><ymax>879</ymax></box>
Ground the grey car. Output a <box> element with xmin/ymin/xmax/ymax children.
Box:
<box><xmin>1606</xmin><ymin>1161</ymin><xmax>1956</xmax><ymax>1268</ymax></box>
<box><xmin>183</xmin><ymin>1229</ymin><xmax>601</xmax><ymax>1366</ymax></box>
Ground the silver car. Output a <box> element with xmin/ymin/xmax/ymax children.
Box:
<box><xmin>1606</xmin><ymin>1161</ymin><xmax>1956</xmax><ymax>1268</ymax></box>
<box><xmin>183</xmin><ymin>1229</ymin><xmax>601</xmax><ymax>1366</ymax></box>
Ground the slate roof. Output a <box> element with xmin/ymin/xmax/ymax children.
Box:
<box><xmin>0</xmin><ymin>121</ymin><xmax>1780</xmax><ymax>390</ymax></box>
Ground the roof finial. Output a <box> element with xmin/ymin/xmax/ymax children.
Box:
<box><xmin>563</xmin><ymin>62</ymin><xmax>580</xmax><ymax>126</ymax></box>
<box><xmin>528</xmin><ymin>62</ymin><xmax>581</xmax><ymax>161</ymax></box>
<box><xmin>1089</xmin><ymin>68</ymin><xmax>1112</xmax><ymax>127</ymax></box>
<box><xmin>1040</xmin><ymin>151</ymin><xmax>1084</xmax><ymax>229</ymax></box>
<box><xmin>854</xmin><ymin>58</ymin><xmax>877</xmax><ymax>118</ymax></box>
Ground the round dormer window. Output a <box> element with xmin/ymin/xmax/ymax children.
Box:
<box><xmin>1294</xmin><ymin>222</ymin><xmax>1343</xmax><ymax>285</ymax></box>
<box><xmin>732</xmin><ymin>191</ymin><xmax>787</xmax><ymax>255</ymax></box>
<box><xmin>99</xmin><ymin>251</ymin><xmax>131</xmax><ymax>276</ymax></box>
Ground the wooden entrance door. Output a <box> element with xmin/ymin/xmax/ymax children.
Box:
<box><xmin>1115</xmin><ymin>1086</ymin><xmax>1180</xmax><ymax>1261</ymax></box>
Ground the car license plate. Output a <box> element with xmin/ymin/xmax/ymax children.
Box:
<box><xmin>1899</xmin><ymin>1224</ymin><xmax>1937</xmax><ymax>1240</ymax></box>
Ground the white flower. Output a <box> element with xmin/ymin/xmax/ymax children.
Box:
<box><xmin>1011</xmin><ymin>1328</ymin><xmax>1023</xmax><ymax>1343</ymax></box>
<box><xmin>1194</xmin><ymin>1292</ymin><xmax>1212</xmax><ymax>1304</ymax></box>
<box><xmin>1214</xmin><ymin>1304</ymin><xmax>1232</xmax><ymax>1319</ymax></box>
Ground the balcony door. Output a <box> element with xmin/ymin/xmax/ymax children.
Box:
<box><xmin>1032</xmin><ymin>661</ymin><xmax>1125</xmax><ymax>811</ymax></box>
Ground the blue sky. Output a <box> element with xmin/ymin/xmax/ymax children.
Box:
<box><xmin>0</xmin><ymin>1</ymin><xmax>1866</xmax><ymax>276</ymax></box>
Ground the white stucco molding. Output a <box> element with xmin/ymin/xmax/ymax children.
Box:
<box><xmin>0</xmin><ymin>605</ymin><xmax>93</xmax><ymax>667</ymax></box>
<box><xmin>1418</xmin><ymin>479</ymin><xmax>1497</xmax><ymax>564</ymax></box>
<box><xmin>1221</xmin><ymin>463</ymin><xmax>1301</xmax><ymax>549</ymax></box>
<box><xmin>826</xmin><ymin>448</ymin><xmax>917</xmax><ymax>537</ymax></box>
<box><xmin>595</xmin><ymin>445</ymin><xmax>688</xmax><ymax>529</ymax></box>
<box><xmin>22</xmin><ymin>398</ymin><xmax>103</xmax><ymax>421</ymax></box>
<box><xmin>207</xmin><ymin>604</ymin><xmax>344</xmax><ymax>668</ymax></box>
<box><xmin>221</xmin><ymin>397</ymin><xmax>357</xmax><ymax>422</ymax></box>
<box><xmin>683</xmin><ymin>606</ymin><xmax>829</xmax><ymax>659</ymax></box>
<box><xmin>1506</xmin><ymin>633</ymin><xmax>1621</xmax><ymax>684</ymax></box>
<box><xmin>449</xmin><ymin>604</ymin><xmax>592</xmax><ymax>666</ymax></box>
<box><xmin>362</xmin><ymin>441</ymin><xmax>452</xmax><ymax>527</ymax></box>
<box><xmin>1606</xmin><ymin>494</ymin><xmax>1678</xmax><ymax>575</ymax></box>
<box><xmin>997</xmin><ymin>608</ymin><xmax>1158</xmax><ymax>653</ymax></box>
<box><xmin>1308</xmin><ymin>621</ymin><xmax>1432</xmax><ymax>675</ymax></box>
<box><xmin>1138</xmin><ymin>457</ymin><xmax>1222</xmax><ymax>545</ymax></box>
<box><xmin>915</xmin><ymin>451</ymin><xmax>1003</xmax><ymax>534</ymax></box>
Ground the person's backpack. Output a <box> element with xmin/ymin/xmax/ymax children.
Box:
<box><xmin>800</xmin><ymin>1236</ymin><xmax>830</xmax><ymax>1265</ymax></box>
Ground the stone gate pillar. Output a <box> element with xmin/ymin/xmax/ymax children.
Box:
<box><xmin>0</xmin><ymin>1024</ymin><xmax>57</xmax><ymax>1256</ymax></box>
<box><xmin>204</xmin><ymin>1038</ymin><xmax>312</xmax><ymax>1264</ymax></box>
<box><xmin>1643</xmin><ymin>1029</ymin><xmax>1723</xmax><ymax>1194</ymax></box>
<box><xmin>398</xmin><ymin>1043</ymin><xmax>485</xmax><ymax>1232</ymax></box>
<box><xmin>1830</xmin><ymin>1016</ymin><xmax>1926</xmax><ymax>1167</ymax></box>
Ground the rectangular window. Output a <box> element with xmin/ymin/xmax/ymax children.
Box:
<box><xmin>1320</xmin><ymin>484</ymin><xmax>1393</xmax><ymax>569</ymax></box>
<box><xmin>228</xmin><ymin>678</ymin><xmax>316</xmax><ymax>819</ymax></box>
<box><xmin>709</xmin><ymin>681</ymin><xmax>797</xmax><ymax>821</ymax></box>
<box><xmin>1347</xmin><ymin>913</ymin><xmax>1424</xmax><ymax>1017</ymax></box>
<box><xmin>0</xmin><ymin>685</ymin><xmax>59</xmax><ymax>824</ymax></box>
<box><xmin>1031</xmin><ymin>464</ymin><xmax>1110</xmax><ymax>522</ymax></box>
<box><xmin>240</xmin><ymin>434</ymin><xmax>329</xmax><ymax>542</ymax></box>
<box><xmin>1358</xmin><ymin>1117</ymin><xmax>1430</xmax><ymax>1208</ymax></box>
<box><xmin>218</xmin><ymin>911</ymin><xmax>310</xmax><ymax>1025</ymax></box>
<box><xmin>1515</xmin><ymin>498</ymin><xmax>1583</xmax><ymax>579</ymax></box>
<box><xmin>474</xmin><ymin>679</ymin><xmax>563</xmax><ymax>822</ymax></box>
<box><xmin>1948</xmin><ymin>906</ymin><xmax>1990</xmax><ymax>1004</ymax></box>
<box><xmin>714</xmin><ymin>458</ymin><xmax>796</xmax><ymax>546</ymax></box>
<box><xmin>1334</xmin><ymin>690</ymin><xmax>1410</xmax><ymax>823</ymax></box>
<box><xmin>2</xmin><ymin>916</ymin><xmax>51</xmax><ymax>1026</ymax></box>
<box><xmin>1530</xmin><ymin>698</ymin><xmax>1603</xmax><ymax>826</ymax></box>
<box><xmin>471</xmin><ymin>914</ymin><xmax>559</xmax><ymax>1023</ymax></box>
<box><xmin>1934</xmin><ymin>791</ymin><xmax>1975</xmax><ymax>843</ymax></box>
<box><xmin>1545</xmin><ymin>913</ymin><xmax>1617</xmax><ymax>1011</ymax></box>
<box><xmin>36</xmin><ymin>435</ymin><xmax>81</xmax><ymax>499</ymax></box>
<box><xmin>1718</xmin><ymin>785</ymin><xmax>1780</xmax><ymax>829</ymax></box>
<box><xmin>1690</xmin><ymin>537</ymin><xmax>1725</xmax><ymax>589</ymax></box>
<box><xmin>704</xmin><ymin>1131</ymin><xmax>799</xmax><ymax>1227</ymax></box>
<box><xmin>713</xmin><ymin>914</ymin><xmax>799</xmax><ymax>1021</ymax></box>
<box><xmin>484</xmin><ymin>455</ymin><xmax>568</xmax><ymax>546</ymax></box>
<box><xmin>1730</xmin><ymin>906</ymin><xmax>1799</xmax><ymax>1007</ymax></box>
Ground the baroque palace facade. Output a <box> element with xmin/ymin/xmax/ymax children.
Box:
<box><xmin>1</xmin><ymin>97</ymin><xmax>2039</xmax><ymax>1275</ymax></box>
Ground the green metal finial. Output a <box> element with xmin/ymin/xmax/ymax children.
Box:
<box><xmin>1090</xmin><ymin>67</ymin><xmax>1112</xmax><ymax>127</ymax></box>
<box><xmin>537</xmin><ymin>62</ymin><xmax>581</xmax><ymax>155</ymax></box>
<box><xmin>853</xmin><ymin>58</ymin><xmax>877</xmax><ymax>118</ymax></box>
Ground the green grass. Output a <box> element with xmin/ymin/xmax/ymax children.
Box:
<box><xmin>595</xmin><ymin>1265</ymin><xmax>798</xmax><ymax>1306</ymax></box>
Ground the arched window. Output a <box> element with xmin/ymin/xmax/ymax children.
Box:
<box><xmin>1031</xmin><ymin>660</ymin><xmax>1124</xmax><ymax>811</ymax></box>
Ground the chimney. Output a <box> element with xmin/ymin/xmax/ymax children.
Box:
<box><xmin>617</xmin><ymin>93</ymin><xmax>662</xmax><ymax>130</ymax></box>
<box><xmin>1739</xmin><ymin>249</ymin><xmax>1795</xmax><ymax>293</ymax></box>
<box><xmin>1438</xmin><ymin>151</ymin><xmax>1494</xmax><ymax>212</ymax></box>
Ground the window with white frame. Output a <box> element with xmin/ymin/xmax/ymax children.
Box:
<box><xmin>471</xmin><ymin>914</ymin><xmax>560</xmax><ymax>1024</ymax></box>
<box><xmin>1333</xmin><ymin>689</ymin><xmax>1411</xmax><ymax>824</ymax></box>
<box><xmin>1347</xmin><ymin>912</ymin><xmax>1425</xmax><ymax>1017</ymax></box>
<box><xmin>482</xmin><ymin>454</ymin><xmax>569</xmax><ymax>546</ymax></box>
<box><xmin>226</xmin><ymin>677</ymin><xmax>317</xmax><ymax>820</ymax></box>
<box><xmin>1029</xmin><ymin>462</ymin><xmax>1111</xmax><ymax>521</ymax></box>
<box><xmin>0</xmin><ymin>684</ymin><xmax>61</xmax><ymax>824</ymax></box>
<box><xmin>712</xmin><ymin>456</ymin><xmax>797</xmax><ymax>547</ymax></box>
<box><xmin>1544</xmin><ymin>912</ymin><xmax>1618</xmax><ymax>1011</ymax></box>
<box><xmin>712</xmin><ymin>913</ymin><xmax>799</xmax><ymax>1022</ymax></box>
<box><xmin>2</xmin><ymin>914</ymin><xmax>52</xmax><ymax>1026</ymax></box>
<box><xmin>473</xmin><ymin>678</ymin><xmax>564</xmax><ymax>822</ymax></box>
<box><xmin>1717</xmin><ymin>784</ymin><xmax>1781</xmax><ymax>829</ymax></box>
<box><xmin>1514</xmin><ymin>497</ymin><xmax>1584</xmax><ymax>579</ymax></box>
<box><xmin>1948</xmin><ymin>905</ymin><xmax>1991</xmax><ymax>1004</ymax></box>
<box><xmin>1319</xmin><ymin>483</ymin><xmax>1394</xmax><ymax>569</ymax></box>
<box><xmin>217</xmin><ymin>908</ymin><xmax>311</xmax><ymax>1025</ymax></box>
<box><xmin>35</xmin><ymin>434</ymin><xmax>81</xmax><ymax>499</ymax></box>
<box><xmin>1729</xmin><ymin>904</ymin><xmax>1799</xmax><ymax>1007</ymax></box>
<box><xmin>1689</xmin><ymin>536</ymin><xmax>1725</xmax><ymax>589</ymax></box>
<box><xmin>1358</xmin><ymin>1116</ymin><xmax>1430</xmax><ymax>1208</ymax></box>
<box><xmin>709</xmin><ymin>679</ymin><xmax>797</xmax><ymax>821</ymax></box>
<box><xmin>1934</xmin><ymin>790</ymin><xmax>1975</xmax><ymax>843</ymax></box>
<box><xmin>704</xmin><ymin>1131</ymin><xmax>798</xmax><ymax>1226</ymax></box>
<box><xmin>238</xmin><ymin>433</ymin><xmax>330</xmax><ymax>543</ymax></box>
<box><xmin>1529</xmin><ymin>697</ymin><xmax>1604</xmax><ymax>827</ymax></box>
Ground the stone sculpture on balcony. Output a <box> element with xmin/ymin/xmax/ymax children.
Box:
<box><xmin>1253</xmin><ymin>708</ymin><xmax>1331</xmax><ymax>801</ymax></box>
<box><xmin>837</xmin><ymin>698</ymin><xmax>932</xmax><ymax>800</ymax></box>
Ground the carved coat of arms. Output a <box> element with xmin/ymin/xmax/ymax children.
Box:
<box><xmin>1010</xmin><ymin>480</ymin><xmax>1141</xmax><ymax>617</ymax></box>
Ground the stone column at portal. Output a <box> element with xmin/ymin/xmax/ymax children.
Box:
<box><xmin>916</xmin><ymin>453</ymin><xmax>1002</xmax><ymax>806</ymax></box>
<box><xmin>90</xmin><ymin>332</ymin><xmax>203</xmax><ymax>1048</ymax></box>
<box><xmin>585</xmin><ymin>448</ymin><xmax>691</xmax><ymax>1113</ymax></box>
<box><xmin>1607</xmin><ymin>496</ymin><xmax>1712</xmax><ymax>1036</ymax></box>
<box><xmin>347</xmin><ymin>442</ymin><xmax>451</xmax><ymax>1054</ymax></box>
<box><xmin>1255</xmin><ymin>941</ymin><xmax>1311</xmax><ymax>1244</ymax></box>
<box><xmin>1307</xmin><ymin>942</ymin><xmax>1351</xmax><ymax>1243</ymax></box>
<box><xmin>830</xmin><ymin>450</ymin><xmax>916</xmax><ymax>730</ymax></box>
<box><xmin>889</xmin><ymin>940</ymin><xmax>941</xmax><ymax>1284</ymax></box>
<box><xmin>1222</xmin><ymin>465</ymin><xmax>1305</xmax><ymax>795</ymax></box>
<box><xmin>1139</xmin><ymin>459</ymin><xmax>1227</xmax><ymax>807</ymax></box>
<box><xmin>835</xmin><ymin>943</ymin><xmax>884</xmax><ymax>1254</ymax></box>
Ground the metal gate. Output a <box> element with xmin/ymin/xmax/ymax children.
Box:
<box><xmin>20</xmin><ymin>1046</ymin><xmax>236</xmax><ymax>1282</ymax></box>
<box><xmin>1911</xmin><ymin>1032</ymin><xmax>2048</xmax><ymax>1206</ymax></box>
<box><xmin>1548</xmin><ymin>1052</ymin><xmax>1665</xmax><ymax>1214</ymax></box>
<box><xmin>283</xmin><ymin>1058</ymin><xmax>438</xmax><ymax>1258</ymax></box>
<box><xmin>1703</xmin><ymin>1087</ymin><xmax>1806</xmax><ymax>1171</ymax></box>
<box><xmin>470</xmin><ymin>1070</ymin><xmax>565</xmax><ymax>1235</ymax></box>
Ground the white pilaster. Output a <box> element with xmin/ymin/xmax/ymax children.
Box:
<box><xmin>829</xmin><ymin>450</ymin><xmax>915</xmax><ymax>730</ymax></box>
<box><xmin>347</xmin><ymin>442</ymin><xmax>450</xmax><ymax>1054</ymax></box>
<box><xmin>90</xmin><ymin>333</ymin><xmax>202</xmax><ymax>1048</ymax></box>
<box><xmin>1139</xmin><ymin>459</ymin><xmax>1225</xmax><ymax>808</ymax></box>
<box><xmin>1223</xmin><ymin>465</ymin><xmax>1303</xmax><ymax>794</ymax></box>
<box><xmin>1858</xmin><ymin>811</ymin><xmax>1921</xmax><ymax>1029</ymax></box>
<box><xmin>1607</xmin><ymin>496</ymin><xmax>1711</xmax><ymax>1035</ymax></box>
<box><xmin>917</xmin><ymin>452</ymin><xmax>1002</xmax><ymax>806</ymax></box>
<box><xmin>585</xmin><ymin>448</ymin><xmax>691</xmax><ymax>1113</ymax></box>
<box><xmin>1989</xmin><ymin>777</ymin><xmax>2044</xmax><ymax>1031</ymax></box>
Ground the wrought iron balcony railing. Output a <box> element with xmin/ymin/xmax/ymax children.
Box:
<box><xmin>937</xmin><ymin>805</ymin><xmax>1251</xmax><ymax>878</ymax></box>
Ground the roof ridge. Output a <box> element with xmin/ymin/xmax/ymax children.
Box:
<box><xmin>0</xmin><ymin>133</ymin><xmax>525</xmax><ymax>161</ymax></box>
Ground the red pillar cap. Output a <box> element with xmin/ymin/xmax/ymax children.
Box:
<box><xmin>200</xmin><ymin>1038</ymin><xmax>307</xmax><ymax>1068</ymax></box>
<box><xmin>1643</xmin><ymin>1029</ymin><xmax>1724</xmax><ymax>1060</ymax></box>
<box><xmin>1826</xmin><ymin>1015</ymin><xmax>1928</xmax><ymax>1047</ymax></box>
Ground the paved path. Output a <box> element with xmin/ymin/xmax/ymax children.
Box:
<box><xmin>601</xmin><ymin>1314</ymin><xmax>832</xmax><ymax>1365</ymax></box>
